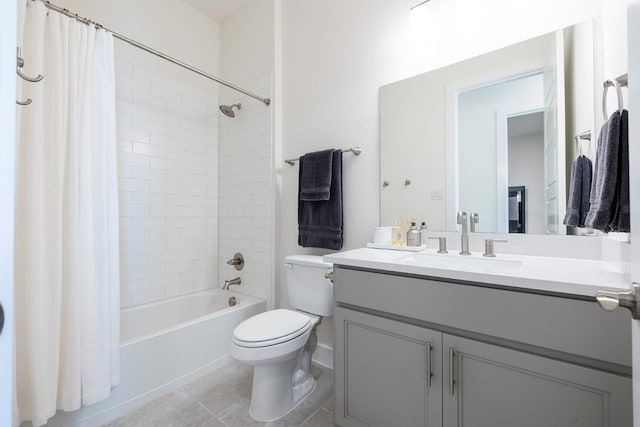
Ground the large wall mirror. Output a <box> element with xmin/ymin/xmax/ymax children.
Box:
<box><xmin>380</xmin><ymin>21</ymin><xmax>595</xmax><ymax>235</ymax></box>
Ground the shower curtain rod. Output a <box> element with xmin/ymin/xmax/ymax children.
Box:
<box><xmin>33</xmin><ymin>0</ymin><xmax>271</xmax><ymax>106</ymax></box>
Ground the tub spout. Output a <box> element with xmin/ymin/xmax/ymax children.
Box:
<box><xmin>223</xmin><ymin>277</ymin><xmax>241</xmax><ymax>290</ymax></box>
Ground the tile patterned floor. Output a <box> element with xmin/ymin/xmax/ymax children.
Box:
<box><xmin>104</xmin><ymin>362</ymin><xmax>334</xmax><ymax>427</ymax></box>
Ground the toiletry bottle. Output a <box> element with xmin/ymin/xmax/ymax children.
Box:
<box><xmin>407</xmin><ymin>222</ymin><xmax>421</xmax><ymax>246</ymax></box>
<box><xmin>419</xmin><ymin>222</ymin><xmax>428</xmax><ymax>245</ymax></box>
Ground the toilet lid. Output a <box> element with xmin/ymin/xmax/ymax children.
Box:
<box><xmin>233</xmin><ymin>309</ymin><xmax>311</xmax><ymax>346</ymax></box>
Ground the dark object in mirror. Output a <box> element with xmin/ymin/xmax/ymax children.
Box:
<box><xmin>0</xmin><ymin>301</ymin><xmax>4</xmax><ymax>335</ymax></box>
<box><xmin>508</xmin><ymin>186</ymin><xmax>526</xmax><ymax>233</ymax></box>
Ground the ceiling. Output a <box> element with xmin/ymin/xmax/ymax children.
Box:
<box><xmin>181</xmin><ymin>0</ymin><xmax>250</xmax><ymax>22</ymax></box>
<box><xmin>508</xmin><ymin>111</ymin><xmax>544</xmax><ymax>138</ymax></box>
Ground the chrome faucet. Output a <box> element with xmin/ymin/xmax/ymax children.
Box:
<box><xmin>223</xmin><ymin>277</ymin><xmax>241</xmax><ymax>290</ymax></box>
<box><xmin>457</xmin><ymin>211</ymin><xmax>470</xmax><ymax>255</ymax></box>
<box><xmin>470</xmin><ymin>212</ymin><xmax>479</xmax><ymax>232</ymax></box>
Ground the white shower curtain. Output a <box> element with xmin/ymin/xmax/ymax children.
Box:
<box><xmin>14</xmin><ymin>2</ymin><xmax>120</xmax><ymax>426</ymax></box>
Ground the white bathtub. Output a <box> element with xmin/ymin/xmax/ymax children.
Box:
<box><xmin>44</xmin><ymin>290</ymin><xmax>265</xmax><ymax>427</ymax></box>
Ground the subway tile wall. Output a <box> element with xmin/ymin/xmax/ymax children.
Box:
<box><xmin>115</xmin><ymin>60</ymin><xmax>220</xmax><ymax>308</ymax></box>
<box><xmin>218</xmin><ymin>75</ymin><xmax>274</xmax><ymax>306</ymax></box>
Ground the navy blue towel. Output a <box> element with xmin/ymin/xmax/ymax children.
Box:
<box><xmin>563</xmin><ymin>155</ymin><xmax>592</xmax><ymax>228</ymax></box>
<box><xmin>299</xmin><ymin>149</ymin><xmax>334</xmax><ymax>201</ymax></box>
<box><xmin>585</xmin><ymin>110</ymin><xmax>631</xmax><ymax>232</ymax></box>
<box><xmin>298</xmin><ymin>150</ymin><xmax>343</xmax><ymax>250</ymax></box>
<box><xmin>611</xmin><ymin>109</ymin><xmax>630</xmax><ymax>232</ymax></box>
<box><xmin>585</xmin><ymin>111</ymin><xmax>622</xmax><ymax>231</ymax></box>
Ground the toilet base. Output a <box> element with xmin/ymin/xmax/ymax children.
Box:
<box><xmin>248</xmin><ymin>352</ymin><xmax>317</xmax><ymax>422</ymax></box>
<box><xmin>247</xmin><ymin>327</ymin><xmax>319</xmax><ymax>422</ymax></box>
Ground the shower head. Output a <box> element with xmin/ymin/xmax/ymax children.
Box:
<box><xmin>219</xmin><ymin>103</ymin><xmax>242</xmax><ymax>118</ymax></box>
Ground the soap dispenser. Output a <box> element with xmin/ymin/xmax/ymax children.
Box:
<box><xmin>406</xmin><ymin>222</ymin><xmax>421</xmax><ymax>246</ymax></box>
<box><xmin>419</xmin><ymin>221</ymin><xmax>428</xmax><ymax>244</ymax></box>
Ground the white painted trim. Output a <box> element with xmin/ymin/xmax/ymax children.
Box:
<box><xmin>496</xmin><ymin>107</ymin><xmax>546</xmax><ymax>233</ymax></box>
<box><xmin>444</xmin><ymin>81</ymin><xmax>458</xmax><ymax>231</ymax></box>
<box><xmin>496</xmin><ymin>110</ymin><xmax>509</xmax><ymax>232</ymax></box>
<box><xmin>627</xmin><ymin>4</ymin><xmax>640</xmax><ymax>426</ymax></box>
<box><xmin>312</xmin><ymin>343</ymin><xmax>334</xmax><ymax>370</ymax></box>
<box><xmin>553</xmin><ymin>28</ymin><xmax>568</xmax><ymax>235</ymax></box>
<box><xmin>0</xmin><ymin>0</ymin><xmax>17</xmax><ymax>424</ymax></box>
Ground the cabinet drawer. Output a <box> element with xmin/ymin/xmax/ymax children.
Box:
<box><xmin>334</xmin><ymin>267</ymin><xmax>631</xmax><ymax>368</ymax></box>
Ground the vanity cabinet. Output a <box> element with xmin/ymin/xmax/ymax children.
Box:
<box><xmin>333</xmin><ymin>267</ymin><xmax>633</xmax><ymax>427</ymax></box>
<box><xmin>335</xmin><ymin>307</ymin><xmax>443</xmax><ymax>427</ymax></box>
<box><xmin>442</xmin><ymin>334</ymin><xmax>631</xmax><ymax>427</ymax></box>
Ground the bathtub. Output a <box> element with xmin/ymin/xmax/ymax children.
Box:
<box><xmin>44</xmin><ymin>290</ymin><xmax>265</xmax><ymax>427</ymax></box>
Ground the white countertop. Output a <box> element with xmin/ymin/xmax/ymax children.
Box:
<box><xmin>324</xmin><ymin>247</ymin><xmax>631</xmax><ymax>298</ymax></box>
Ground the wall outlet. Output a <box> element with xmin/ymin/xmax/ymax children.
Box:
<box><xmin>431</xmin><ymin>189</ymin><xmax>443</xmax><ymax>200</ymax></box>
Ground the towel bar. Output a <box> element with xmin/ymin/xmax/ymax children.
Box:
<box><xmin>574</xmin><ymin>130</ymin><xmax>591</xmax><ymax>156</ymax></box>
<box><xmin>602</xmin><ymin>73</ymin><xmax>628</xmax><ymax>120</ymax></box>
<box><xmin>285</xmin><ymin>147</ymin><xmax>361</xmax><ymax>166</ymax></box>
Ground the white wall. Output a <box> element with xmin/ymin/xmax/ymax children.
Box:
<box><xmin>47</xmin><ymin>0</ymin><xmax>220</xmax><ymax>81</ymax></box>
<box><xmin>219</xmin><ymin>0</ymin><xmax>275</xmax><ymax>306</ymax></box>
<box><xmin>279</xmin><ymin>0</ymin><xmax>636</xmax><ymax>360</ymax></box>
<box><xmin>410</xmin><ymin>0</ymin><xmax>602</xmax><ymax>74</ymax></box>
<box><xmin>279</xmin><ymin>0</ymin><xmax>413</xmax><ymax>366</ymax></box>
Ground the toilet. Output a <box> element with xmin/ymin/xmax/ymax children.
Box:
<box><xmin>230</xmin><ymin>255</ymin><xmax>333</xmax><ymax>422</ymax></box>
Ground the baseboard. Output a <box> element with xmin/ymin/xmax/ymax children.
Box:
<box><xmin>312</xmin><ymin>343</ymin><xmax>333</xmax><ymax>369</ymax></box>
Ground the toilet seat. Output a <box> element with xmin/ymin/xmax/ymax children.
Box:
<box><xmin>233</xmin><ymin>309</ymin><xmax>312</xmax><ymax>348</ymax></box>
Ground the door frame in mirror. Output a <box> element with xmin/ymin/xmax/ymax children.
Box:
<box><xmin>444</xmin><ymin>60</ymin><xmax>553</xmax><ymax>231</ymax></box>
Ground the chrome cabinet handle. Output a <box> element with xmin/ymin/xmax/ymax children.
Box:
<box><xmin>0</xmin><ymin>301</ymin><xmax>4</xmax><ymax>335</ymax></box>
<box><xmin>595</xmin><ymin>283</ymin><xmax>640</xmax><ymax>319</ymax></box>
<box><xmin>448</xmin><ymin>347</ymin><xmax>456</xmax><ymax>395</ymax></box>
<box><xmin>426</xmin><ymin>341</ymin><xmax>433</xmax><ymax>387</ymax></box>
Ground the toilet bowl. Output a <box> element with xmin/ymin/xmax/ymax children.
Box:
<box><xmin>229</xmin><ymin>255</ymin><xmax>333</xmax><ymax>422</ymax></box>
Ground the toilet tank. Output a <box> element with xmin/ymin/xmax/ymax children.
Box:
<box><xmin>284</xmin><ymin>255</ymin><xmax>333</xmax><ymax>316</ymax></box>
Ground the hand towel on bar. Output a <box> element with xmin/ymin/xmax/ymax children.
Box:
<box><xmin>299</xmin><ymin>149</ymin><xmax>334</xmax><ymax>201</ymax></box>
<box><xmin>298</xmin><ymin>149</ymin><xmax>343</xmax><ymax>250</ymax></box>
<box><xmin>585</xmin><ymin>110</ymin><xmax>622</xmax><ymax>232</ymax></box>
<box><xmin>563</xmin><ymin>155</ymin><xmax>592</xmax><ymax>228</ymax></box>
<box><xmin>611</xmin><ymin>109</ymin><xmax>630</xmax><ymax>232</ymax></box>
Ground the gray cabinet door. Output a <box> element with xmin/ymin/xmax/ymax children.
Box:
<box><xmin>442</xmin><ymin>334</ymin><xmax>632</xmax><ymax>427</ymax></box>
<box><xmin>335</xmin><ymin>307</ymin><xmax>443</xmax><ymax>427</ymax></box>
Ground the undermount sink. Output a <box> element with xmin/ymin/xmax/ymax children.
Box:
<box><xmin>404</xmin><ymin>251</ymin><xmax>523</xmax><ymax>271</ymax></box>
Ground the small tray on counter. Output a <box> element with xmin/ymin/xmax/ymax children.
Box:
<box><xmin>366</xmin><ymin>243</ymin><xmax>427</xmax><ymax>252</ymax></box>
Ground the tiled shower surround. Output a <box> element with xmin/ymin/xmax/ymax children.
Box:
<box><xmin>218</xmin><ymin>76</ymin><xmax>274</xmax><ymax>305</ymax></box>
<box><xmin>115</xmin><ymin>60</ymin><xmax>273</xmax><ymax>309</ymax></box>
<box><xmin>115</xmin><ymin>59</ymin><xmax>219</xmax><ymax>308</ymax></box>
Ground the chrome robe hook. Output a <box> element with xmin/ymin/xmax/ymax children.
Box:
<box><xmin>16</xmin><ymin>47</ymin><xmax>44</xmax><ymax>83</ymax></box>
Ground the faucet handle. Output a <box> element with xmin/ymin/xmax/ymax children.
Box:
<box><xmin>226</xmin><ymin>252</ymin><xmax>245</xmax><ymax>270</ymax></box>
<box><xmin>470</xmin><ymin>213</ymin><xmax>479</xmax><ymax>232</ymax></box>
<box><xmin>483</xmin><ymin>239</ymin><xmax>507</xmax><ymax>257</ymax></box>
<box><xmin>428</xmin><ymin>237</ymin><xmax>448</xmax><ymax>254</ymax></box>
